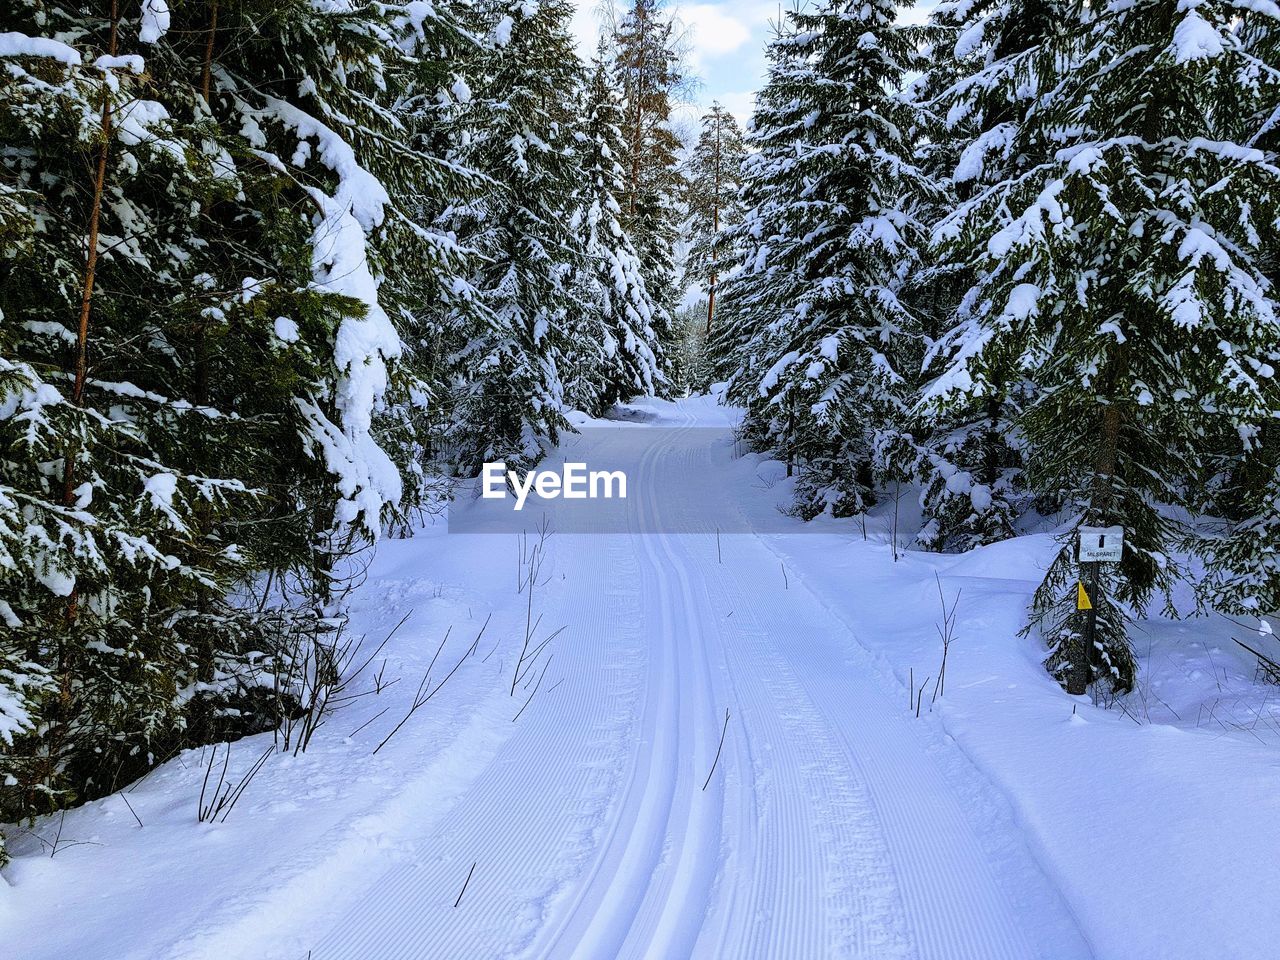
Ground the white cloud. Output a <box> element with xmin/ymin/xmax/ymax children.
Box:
<box><xmin>566</xmin><ymin>0</ymin><xmax>778</xmax><ymax>125</ymax></box>
<box><xmin>681</xmin><ymin>4</ymin><xmax>752</xmax><ymax>61</ymax></box>
<box><xmin>715</xmin><ymin>90</ymin><xmax>757</xmax><ymax>129</ymax></box>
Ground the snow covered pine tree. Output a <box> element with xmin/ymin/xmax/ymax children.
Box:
<box><xmin>1200</xmin><ymin>11</ymin><xmax>1280</xmax><ymax>622</ymax></box>
<box><xmin>715</xmin><ymin>15</ymin><xmax>814</xmax><ymax>408</ymax></box>
<box><xmin>723</xmin><ymin>0</ymin><xmax>936</xmax><ymax>520</ymax></box>
<box><xmin>927</xmin><ymin>0</ymin><xmax>1280</xmax><ymax>691</ymax></box>
<box><xmin>566</xmin><ymin>43</ymin><xmax>661</xmax><ymax>413</ymax></box>
<box><xmin>611</xmin><ymin>0</ymin><xmax>683</xmax><ymax>385</ymax></box>
<box><xmin>683</xmin><ymin>102</ymin><xmax>747</xmax><ymax>338</ymax></box>
<box><xmin>677</xmin><ymin>102</ymin><xmax>746</xmax><ymax>390</ymax></box>
<box><xmin>0</xmin><ymin>0</ymin><xmax>475</xmax><ymax>852</ymax></box>
<box><xmin>887</xmin><ymin>0</ymin><xmax>1068</xmax><ymax>553</ymax></box>
<box><xmin>439</xmin><ymin>0</ymin><xmax>586</xmax><ymax>466</ymax></box>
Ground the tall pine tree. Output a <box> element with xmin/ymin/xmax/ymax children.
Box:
<box><xmin>887</xmin><ymin>1</ymin><xmax>1069</xmax><ymax>553</ymax></box>
<box><xmin>441</xmin><ymin>0</ymin><xmax>584</xmax><ymax>466</ymax></box>
<box><xmin>611</xmin><ymin>0</ymin><xmax>682</xmax><ymax>377</ymax></box>
<box><xmin>683</xmin><ymin>102</ymin><xmax>747</xmax><ymax>337</ymax></box>
<box><xmin>722</xmin><ymin>0</ymin><xmax>935</xmax><ymax>519</ymax></box>
<box><xmin>564</xmin><ymin>45</ymin><xmax>661</xmax><ymax>413</ymax></box>
<box><xmin>715</xmin><ymin>16</ymin><xmax>813</xmax><ymax>404</ymax></box>
<box><xmin>0</xmin><ymin>0</ymin><xmax>475</xmax><ymax>847</ymax></box>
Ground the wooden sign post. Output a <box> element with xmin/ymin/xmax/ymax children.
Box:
<box><xmin>1070</xmin><ymin>526</ymin><xmax>1124</xmax><ymax>694</ymax></box>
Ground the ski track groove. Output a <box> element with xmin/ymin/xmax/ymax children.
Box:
<box><xmin>545</xmin><ymin>422</ymin><xmax>697</xmax><ymax>960</ymax></box>
<box><xmin>609</xmin><ymin>412</ymin><xmax>722</xmax><ymax>960</ymax></box>
<box><xmin>655</xmin><ymin>423</ymin><xmax>914</xmax><ymax>960</ymax></box>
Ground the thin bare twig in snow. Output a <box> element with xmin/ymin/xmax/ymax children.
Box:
<box><xmin>513</xmin><ymin>655</ymin><xmax>553</xmax><ymax>722</ymax></box>
<box><xmin>373</xmin><ymin>628</ymin><xmax>474</xmax><ymax>755</ymax></box>
<box><xmin>120</xmin><ymin>792</ymin><xmax>143</xmax><ymax>828</ymax></box>
<box><xmin>932</xmin><ymin>574</ymin><xmax>960</xmax><ymax>704</ymax></box>
<box><xmin>198</xmin><ymin>742</ymin><xmax>273</xmax><ymax>823</ymax></box>
<box><xmin>348</xmin><ymin>706</ymin><xmax>391</xmax><ymax>739</ymax></box>
<box><xmin>703</xmin><ymin>708</ymin><xmax>731</xmax><ymax>791</ymax></box>
<box><xmin>454</xmin><ymin>861</ymin><xmax>477</xmax><ymax>908</ymax></box>
<box><xmin>468</xmin><ymin>613</ymin><xmax>493</xmax><ymax>658</ymax></box>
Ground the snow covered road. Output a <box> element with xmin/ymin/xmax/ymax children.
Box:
<box><xmin>302</xmin><ymin>398</ymin><xmax>1090</xmax><ymax>959</ymax></box>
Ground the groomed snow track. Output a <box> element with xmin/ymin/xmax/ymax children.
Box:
<box><xmin>299</xmin><ymin>401</ymin><xmax>1094</xmax><ymax>960</ymax></box>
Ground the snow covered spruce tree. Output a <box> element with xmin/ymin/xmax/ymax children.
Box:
<box><xmin>714</xmin><ymin>18</ymin><xmax>813</xmax><ymax>404</ymax></box>
<box><xmin>0</xmin><ymin>0</ymin><xmax>472</xmax><ymax>842</ymax></box>
<box><xmin>1198</xmin><ymin>13</ymin><xmax>1280</xmax><ymax>622</ymax></box>
<box><xmin>682</xmin><ymin>103</ymin><xmax>747</xmax><ymax>339</ymax></box>
<box><xmin>563</xmin><ymin>45</ymin><xmax>661</xmax><ymax>414</ymax></box>
<box><xmin>438</xmin><ymin>0</ymin><xmax>585</xmax><ymax>466</ymax></box>
<box><xmin>363</xmin><ymin>2</ymin><xmax>486</xmax><ymax>512</ymax></box>
<box><xmin>611</xmin><ymin>0</ymin><xmax>683</xmax><ymax>377</ymax></box>
<box><xmin>0</xmin><ymin>0</ymin><xmax>306</xmax><ymax>831</ymax></box>
<box><xmin>927</xmin><ymin>0</ymin><xmax>1280</xmax><ymax>690</ymax></box>
<box><xmin>205</xmin><ymin>0</ymin><xmax>478</xmax><ymax>539</ymax></box>
<box><xmin>1205</xmin><ymin>433</ymin><xmax>1280</xmax><ymax>621</ymax></box>
<box><xmin>723</xmin><ymin>0</ymin><xmax>935</xmax><ymax>519</ymax></box>
<box><xmin>887</xmin><ymin>0</ymin><xmax>1068</xmax><ymax>553</ymax></box>
<box><xmin>132</xmin><ymin>0</ymin><xmax>478</xmax><ymax>684</ymax></box>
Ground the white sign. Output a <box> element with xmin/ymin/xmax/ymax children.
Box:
<box><xmin>1079</xmin><ymin>525</ymin><xmax>1124</xmax><ymax>563</ymax></box>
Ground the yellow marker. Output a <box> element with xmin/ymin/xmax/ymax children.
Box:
<box><xmin>1077</xmin><ymin>581</ymin><xmax>1092</xmax><ymax>611</ymax></box>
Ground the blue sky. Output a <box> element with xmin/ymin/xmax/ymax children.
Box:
<box><xmin>569</xmin><ymin>1</ymin><xmax>939</xmax><ymax>133</ymax></box>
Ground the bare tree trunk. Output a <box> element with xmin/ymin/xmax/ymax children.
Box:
<box><xmin>201</xmin><ymin>0</ymin><xmax>219</xmax><ymax>105</ymax></box>
<box><xmin>626</xmin><ymin>5</ymin><xmax>648</xmax><ymax>223</ymax></box>
<box><xmin>193</xmin><ymin>2</ymin><xmax>219</xmax><ymax>695</ymax></box>
<box><xmin>1070</xmin><ymin>401</ymin><xmax>1122</xmax><ymax>695</ymax></box>
<box><xmin>706</xmin><ymin>271</ymin><xmax>717</xmax><ymax>335</ymax></box>
<box><xmin>46</xmin><ymin>0</ymin><xmax>120</xmax><ymax>806</ymax></box>
<box><xmin>63</xmin><ymin>0</ymin><xmax>120</xmax><ymax>554</ymax></box>
<box><xmin>707</xmin><ymin>110</ymin><xmax>721</xmax><ymax>336</ymax></box>
<box><xmin>1092</xmin><ymin>404</ymin><xmax>1122</xmax><ymax>517</ymax></box>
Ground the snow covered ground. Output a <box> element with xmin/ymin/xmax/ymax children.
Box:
<box><xmin>3</xmin><ymin>395</ymin><xmax>1278</xmax><ymax>960</ymax></box>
